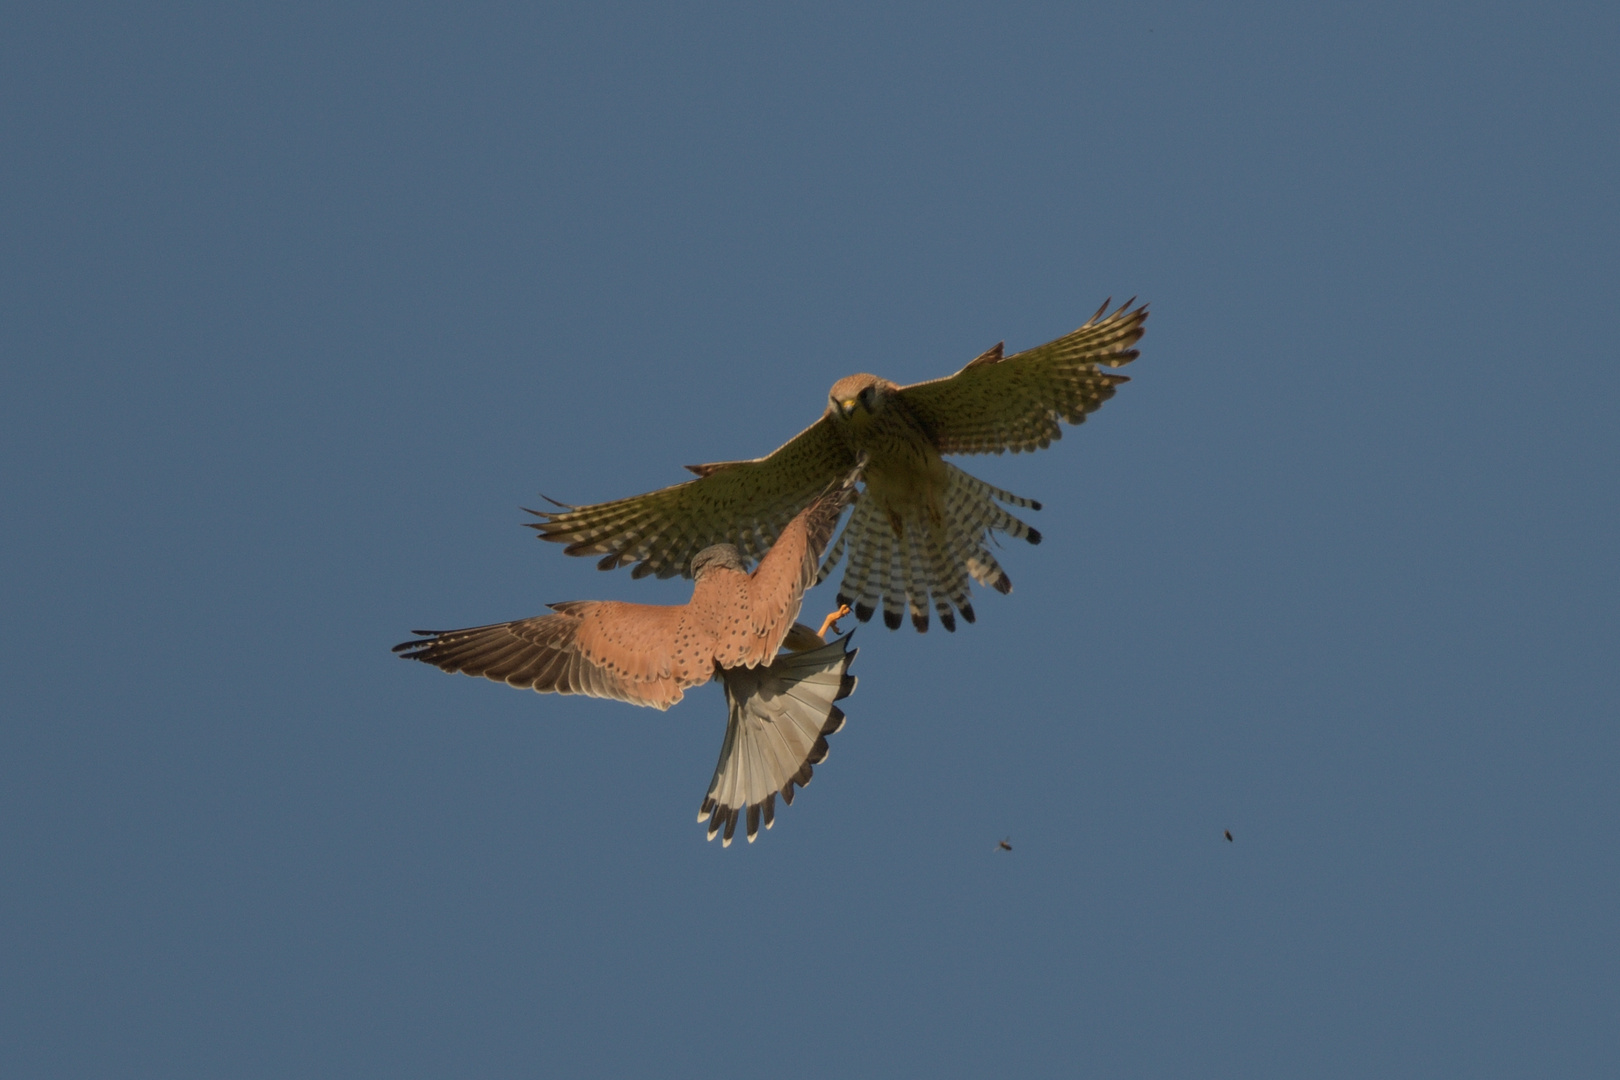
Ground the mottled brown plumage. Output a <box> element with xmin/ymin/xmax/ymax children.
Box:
<box><xmin>528</xmin><ymin>299</ymin><xmax>1146</xmax><ymax>631</ymax></box>
<box><xmin>397</xmin><ymin>475</ymin><xmax>861</xmax><ymax>844</ymax></box>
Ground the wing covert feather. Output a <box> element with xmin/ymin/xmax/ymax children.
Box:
<box><xmin>527</xmin><ymin>417</ymin><xmax>855</xmax><ymax>579</ymax></box>
<box><xmin>393</xmin><ymin>603</ymin><xmax>704</xmax><ymax>709</ymax></box>
<box><xmin>898</xmin><ymin>300</ymin><xmax>1147</xmax><ymax>455</ymax></box>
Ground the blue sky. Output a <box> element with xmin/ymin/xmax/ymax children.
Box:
<box><xmin>3</xmin><ymin>2</ymin><xmax>1616</xmax><ymax>1076</ymax></box>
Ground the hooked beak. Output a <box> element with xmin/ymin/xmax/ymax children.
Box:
<box><xmin>839</xmin><ymin>398</ymin><xmax>858</xmax><ymax>416</ymax></box>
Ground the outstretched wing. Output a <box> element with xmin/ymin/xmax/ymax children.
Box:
<box><xmin>527</xmin><ymin>416</ymin><xmax>856</xmax><ymax>579</ymax></box>
<box><xmin>738</xmin><ymin>466</ymin><xmax>863</xmax><ymax>667</ymax></box>
<box><xmin>392</xmin><ymin>600</ymin><xmax>701</xmax><ymax>710</ymax></box>
<box><xmin>897</xmin><ymin>299</ymin><xmax>1147</xmax><ymax>455</ymax></box>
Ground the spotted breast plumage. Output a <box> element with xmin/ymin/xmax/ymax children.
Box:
<box><xmin>529</xmin><ymin>299</ymin><xmax>1146</xmax><ymax>631</ymax></box>
<box><xmin>397</xmin><ymin>474</ymin><xmax>862</xmax><ymax>845</ymax></box>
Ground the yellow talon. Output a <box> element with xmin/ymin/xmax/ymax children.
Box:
<box><xmin>817</xmin><ymin>604</ymin><xmax>852</xmax><ymax>640</ymax></box>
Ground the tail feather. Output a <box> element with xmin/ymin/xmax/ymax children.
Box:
<box><xmin>924</xmin><ymin>517</ymin><xmax>970</xmax><ymax>632</ymax></box>
<box><xmin>816</xmin><ymin>520</ymin><xmax>848</xmax><ymax>586</ymax></box>
<box><xmin>700</xmin><ymin>634</ymin><xmax>857</xmax><ymax>846</ymax></box>
<box><xmin>899</xmin><ymin>520</ymin><xmax>930</xmax><ymax>632</ymax></box>
<box><xmin>881</xmin><ymin>524</ymin><xmax>906</xmax><ymax>630</ymax></box>
<box><xmin>873</xmin><ymin>519</ymin><xmax>899</xmax><ymax>626</ymax></box>
<box><xmin>831</xmin><ymin>495</ymin><xmax>880</xmax><ymax>613</ymax></box>
<box><xmin>963</xmin><ymin>473</ymin><xmax>1041</xmax><ymax>511</ymax></box>
<box><xmin>952</xmin><ymin>467</ymin><xmax>1039</xmax><ymax>541</ymax></box>
<box><xmin>939</xmin><ymin>497</ymin><xmax>993</xmax><ymax>597</ymax></box>
<box><xmin>832</xmin><ymin>462</ymin><xmax>1037</xmax><ymax>628</ymax></box>
<box><xmin>944</xmin><ymin>463</ymin><xmax>1029</xmax><ymax>591</ymax></box>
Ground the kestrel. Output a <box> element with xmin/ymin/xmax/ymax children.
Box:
<box><xmin>396</xmin><ymin>477</ymin><xmax>861</xmax><ymax>845</ymax></box>
<box><xmin>529</xmin><ymin>299</ymin><xmax>1146</xmax><ymax>632</ymax></box>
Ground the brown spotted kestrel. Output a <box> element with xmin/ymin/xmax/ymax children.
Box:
<box><xmin>396</xmin><ymin>476</ymin><xmax>860</xmax><ymax>845</ymax></box>
<box><xmin>529</xmin><ymin>300</ymin><xmax>1146</xmax><ymax>632</ymax></box>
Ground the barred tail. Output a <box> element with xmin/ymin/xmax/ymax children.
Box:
<box><xmin>829</xmin><ymin>463</ymin><xmax>1039</xmax><ymax>631</ymax></box>
<box><xmin>922</xmin><ymin>513</ymin><xmax>974</xmax><ymax>631</ymax></box>
<box><xmin>943</xmin><ymin>464</ymin><xmax>1042</xmax><ymax>542</ymax></box>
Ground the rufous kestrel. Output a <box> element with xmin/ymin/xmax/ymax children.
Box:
<box><xmin>529</xmin><ymin>300</ymin><xmax>1145</xmax><ymax>632</ymax></box>
<box><xmin>396</xmin><ymin>474</ymin><xmax>861</xmax><ymax>845</ymax></box>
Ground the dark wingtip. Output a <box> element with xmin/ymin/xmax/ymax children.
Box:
<box><xmin>1029</xmin><ymin>500</ymin><xmax>1043</xmax><ymax>511</ymax></box>
<box><xmin>959</xmin><ymin>604</ymin><xmax>976</xmax><ymax>624</ymax></box>
<box><xmin>993</xmin><ymin>573</ymin><xmax>1013</xmax><ymax>595</ymax></box>
<box><xmin>939</xmin><ymin>611</ymin><xmax>956</xmax><ymax>632</ymax></box>
<box><xmin>883</xmin><ymin>608</ymin><xmax>903</xmax><ymax>630</ymax></box>
<box><xmin>855</xmin><ymin>602</ymin><xmax>876</xmax><ymax>623</ymax></box>
<box><xmin>911</xmin><ymin>612</ymin><xmax>928</xmax><ymax>633</ymax></box>
<box><xmin>392</xmin><ymin>631</ymin><xmax>440</xmax><ymax>654</ymax></box>
<box><xmin>1026</xmin><ymin>528</ymin><xmax>1042</xmax><ymax>545</ymax></box>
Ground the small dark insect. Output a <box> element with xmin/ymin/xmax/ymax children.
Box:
<box><xmin>1224</xmin><ymin>830</ymin><xmax>1234</xmax><ymax>842</ymax></box>
<box><xmin>996</xmin><ymin>837</ymin><xmax>1013</xmax><ymax>852</ymax></box>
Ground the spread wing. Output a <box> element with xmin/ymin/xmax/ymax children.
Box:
<box><xmin>897</xmin><ymin>299</ymin><xmax>1147</xmax><ymax>455</ymax></box>
<box><xmin>527</xmin><ymin>416</ymin><xmax>856</xmax><ymax>579</ymax></box>
<box><xmin>736</xmin><ymin>467</ymin><xmax>862</xmax><ymax>668</ymax></box>
<box><xmin>392</xmin><ymin>600</ymin><xmax>707</xmax><ymax>710</ymax></box>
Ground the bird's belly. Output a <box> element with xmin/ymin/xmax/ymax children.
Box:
<box><xmin>862</xmin><ymin>441</ymin><xmax>946</xmax><ymax>535</ymax></box>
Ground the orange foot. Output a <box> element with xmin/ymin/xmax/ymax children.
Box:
<box><xmin>817</xmin><ymin>604</ymin><xmax>852</xmax><ymax>640</ymax></box>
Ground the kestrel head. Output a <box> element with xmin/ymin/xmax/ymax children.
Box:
<box><xmin>827</xmin><ymin>374</ymin><xmax>895</xmax><ymax>424</ymax></box>
<box><xmin>690</xmin><ymin>544</ymin><xmax>746</xmax><ymax>578</ymax></box>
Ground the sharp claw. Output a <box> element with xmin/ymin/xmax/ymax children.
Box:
<box><xmin>816</xmin><ymin>604</ymin><xmax>852</xmax><ymax>640</ymax></box>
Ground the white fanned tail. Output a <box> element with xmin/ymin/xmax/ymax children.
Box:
<box><xmin>698</xmin><ymin>633</ymin><xmax>857</xmax><ymax>846</ymax></box>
